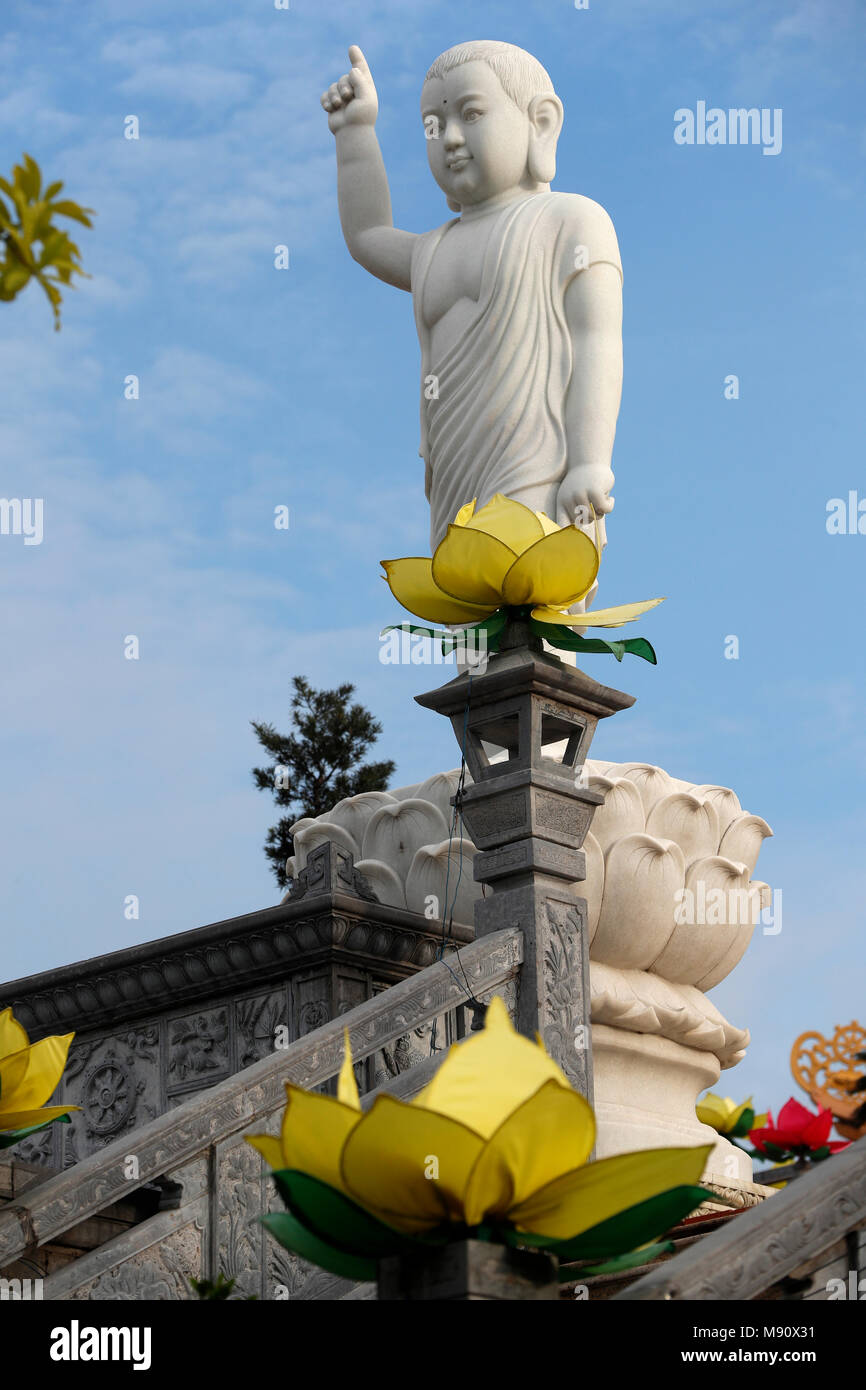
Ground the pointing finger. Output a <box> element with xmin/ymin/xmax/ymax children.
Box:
<box><xmin>348</xmin><ymin>44</ymin><xmax>370</xmax><ymax>75</ymax></box>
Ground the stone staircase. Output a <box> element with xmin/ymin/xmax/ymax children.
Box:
<box><xmin>0</xmin><ymin>1159</ymin><xmax>138</xmax><ymax>1284</ymax></box>
<box><xmin>3</xmin><ymin>920</ymin><xmax>864</xmax><ymax>1300</ymax></box>
<box><xmin>0</xmin><ymin>930</ymin><xmax>521</xmax><ymax>1299</ymax></box>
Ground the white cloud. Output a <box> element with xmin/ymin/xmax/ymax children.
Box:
<box><xmin>115</xmin><ymin>61</ymin><xmax>255</xmax><ymax>109</ymax></box>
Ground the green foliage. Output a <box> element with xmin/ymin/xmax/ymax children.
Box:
<box><xmin>727</xmin><ymin>1105</ymin><xmax>755</xmax><ymax>1139</ymax></box>
<box><xmin>384</xmin><ymin>608</ymin><xmax>657</xmax><ymax>665</ymax></box>
<box><xmin>189</xmin><ymin>1272</ymin><xmax>257</xmax><ymax>1300</ymax></box>
<box><xmin>0</xmin><ymin>153</ymin><xmax>94</xmax><ymax>328</ymax></box>
<box><xmin>251</xmin><ymin>675</ymin><xmax>395</xmax><ymax>888</ymax></box>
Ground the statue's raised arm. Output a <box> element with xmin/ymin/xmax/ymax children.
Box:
<box><xmin>321</xmin><ymin>46</ymin><xmax>417</xmax><ymax>291</ymax></box>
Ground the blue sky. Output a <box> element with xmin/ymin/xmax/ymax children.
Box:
<box><xmin>1</xmin><ymin>0</ymin><xmax>864</xmax><ymax>1117</ymax></box>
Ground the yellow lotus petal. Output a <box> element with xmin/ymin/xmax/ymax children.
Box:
<box><xmin>431</xmin><ymin>524</ymin><xmax>517</xmax><ymax>607</ymax></box>
<box><xmin>0</xmin><ymin>1007</ymin><xmax>28</xmax><ymax>1060</ymax></box>
<box><xmin>511</xmin><ymin>1144</ymin><xmax>712</xmax><ymax>1241</ymax></box>
<box><xmin>725</xmin><ymin>1098</ymin><xmax>754</xmax><ymax>1132</ymax></box>
<box><xmin>0</xmin><ymin>1104</ymin><xmax>77</xmax><ymax>1132</ymax></box>
<box><xmin>463</xmin><ymin>1080</ymin><xmax>595</xmax><ymax>1227</ymax></box>
<box><xmin>695</xmin><ymin>1092</ymin><xmax>734</xmax><ymax>1130</ymax></box>
<box><xmin>5</xmin><ymin>1033</ymin><xmax>75</xmax><ymax>1111</ymax></box>
<box><xmin>276</xmin><ymin>1083</ymin><xmax>362</xmax><ymax>1197</ymax></box>
<box><xmin>535</xmin><ymin>510</ymin><xmax>560</xmax><ymax>536</ymax></box>
<box><xmin>453</xmin><ymin>499</ymin><xmax>477</xmax><ymax>526</ymax></box>
<box><xmin>462</xmin><ymin>494</ymin><xmax>544</xmax><ymax>556</ymax></box>
<box><xmin>753</xmin><ymin>1111</ymin><xmax>769</xmax><ymax>1129</ymax></box>
<box><xmin>245</xmin><ymin>1133</ymin><xmax>284</xmax><ymax>1170</ymax></box>
<box><xmin>381</xmin><ymin>558</ymin><xmax>496</xmax><ymax>625</ymax></box>
<box><xmin>337</xmin><ymin>1030</ymin><xmax>360</xmax><ymax>1110</ymax></box>
<box><xmin>501</xmin><ymin>528</ymin><xmax>599</xmax><ymax>607</ymax></box>
<box><xmin>340</xmin><ymin>1094</ymin><xmax>484</xmax><ymax>1231</ymax></box>
<box><xmin>532</xmin><ymin>597</ymin><xmax>665</xmax><ymax>628</ymax></box>
<box><xmin>0</xmin><ymin>1047</ymin><xmax>30</xmax><ymax>1112</ymax></box>
<box><xmin>414</xmin><ymin>996</ymin><xmax>570</xmax><ymax>1140</ymax></box>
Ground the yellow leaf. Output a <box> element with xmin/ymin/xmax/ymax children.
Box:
<box><xmin>245</xmin><ymin>1133</ymin><xmax>284</xmax><ymax>1170</ymax></box>
<box><xmin>462</xmin><ymin>1080</ymin><xmax>595</xmax><ymax>1226</ymax></box>
<box><xmin>0</xmin><ymin>1007</ymin><xmax>29</xmax><ymax>1058</ymax></box>
<box><xmin>381</xmin><ymin>557</ymin><xmax>495</xmax><ymax>624</ymax></box>
<box><xmin>4</xmin><ymin>1033</ymin><xmax>75</xmax><ymax>1111</ymax></box>
<box><xmin>276</xmin><ymin>1084</ymin><xmax>362</xmax><ymax>1197</ymax></box>
<box><xmin>340</xmin><ymin>1094</ymin><xmax>484</xmax><ymax>1231</ymax></box>
<box><xmin>431</xmin><ymin>524</ymin><xmax>517</xmax><ymax>607</ymax></box>
<box><xmin>511</xmin><ymin>1145</ymin><xmax>712</xmax><ymax>1240</ymax></box>
<box><xmin>531</xmin><ymin>597</ymin><xmax>665</xmax><ymax>628</ymax></box>
<box><xmin>1</xmin><ymin>1104</ymin><xmax>78</xmax><ymax>1132</ymax></box>
<box><xmin>337</xmin><ymin>1030</ymin><xmax>361</xmax><ymax>1110</ymax></box>
<box><xmin>415</xmin><ymin>996</ymin><xmax>572</xmax><ymax>1139</ymax></box>
<box><xmin>501</xmin><ymin>527</ymin><xmax>599</xmax><ymax>607</ymax></box>
<box><xmin>462</xmin><ymin>494</ymin><xmax>544</xmax><ymax>556</ymax></box>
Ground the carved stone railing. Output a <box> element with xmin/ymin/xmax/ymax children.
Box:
<box><xmin>0</xmin><ymin>928</ymin><xmax>522</xmax><ymax>1299</ymax></box>
<box><xmin>615</xmin><ymin>1134</ymin><xmax>866</xmax><ymax>1301</ymax></box>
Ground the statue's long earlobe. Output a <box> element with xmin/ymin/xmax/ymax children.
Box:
<box><xmin>528</xmin><ymin>93</ymin><xmax>563</xmax><ymax>186</ymax></box>
<box><xmin>528</xmin><ymin>144</ymin><xmax>556</xmax><ymax>184</ymax></box>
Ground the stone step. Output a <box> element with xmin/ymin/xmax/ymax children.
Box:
<box><xmin>0</xmin><ymin>1157</ymin><xmax>149</xmax><ymax>1281</ymax></box>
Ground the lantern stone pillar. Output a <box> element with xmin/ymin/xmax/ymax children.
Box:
<box><xmin>416</xmin><ymin>624</ymin><xmax>634</xmax><ymax>1103</ymax></box>
<box><xmin>378</xmin><ymin>1238</ymin><xmax>559</xmax><ymax>1301</ymax></box>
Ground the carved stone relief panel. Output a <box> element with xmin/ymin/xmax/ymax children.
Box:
<box><xmin>541</xmin><ymin>896</ymin><xmax>592</xmax><ymax>1097</ymax></box>
<box><xmin>10</xmin><ymin>1121</ymin><xmax>59</xmax><ymax>1170</ymax></box>
<box><xmin>293</xmin><ymin>974</ymin><xmax>330</xmax><ymax>1040</ymax></box>
<box><xmin>235</xmin><ymin>989</ymin><xmax>288</xmax><ymax>1070</ymax></box>
<box><xmin>478</xmin><ymin>978</ymin><xmax>518</xmax><ymax>1024</ymax></box>
<box><xmin>215</xmin><ymin>1134</ymin><xmax>266</xmax><ymax>1300</ymax></box>
<box><xmin>71</xmin><ymin>1219</ymin><xmax>203</xmax><ymax>1301</ymax></box>
<box><xmin>61</xmin><ymin>1027</ymin><xmax>160</xmax><ymax>1164</ymax></box>
<box><xmin>336</xmin><ymin>972</ymin><xmax>368</xmax><ymax>1015</ymax></box>
<box><xmin>369</xmin><ymin>981</ymin><xmax>455</xmax><ymax>1089</ymax></box>
<box><xmin>167</xmin><ymin>1007</ymin><xmax>229</xmax><ymax>1095</ymax></box>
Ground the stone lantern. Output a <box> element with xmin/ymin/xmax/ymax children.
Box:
<box><xmin>416</xmin><ymin>621</ymin><xmax>634</xmax><ymax>1102</ymax></box>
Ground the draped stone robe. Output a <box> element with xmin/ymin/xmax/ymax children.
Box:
<box><xmin>411</xmin><ymin>191</ymin><xmax>622</xmax><ymax>552</ymax></box>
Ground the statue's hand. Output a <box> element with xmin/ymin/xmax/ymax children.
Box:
<box><xmin>555</xmin><ymin>467</ymin><xmax>615</xmax><ymax>528</ymax></box>
<box><xmin>321</xmin><ymin>45</ymin><xmax>379</xmax><ymax>133</ymax></box>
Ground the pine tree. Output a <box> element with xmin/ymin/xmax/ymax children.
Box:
<box><xmin>251</xmin><ymin>676</ymin><xmax>395</xmax><ymax>889</ymax></box>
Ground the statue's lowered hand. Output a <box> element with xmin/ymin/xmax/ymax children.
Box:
<box><xmin>321</xmin><ymin>45</ymin><xmax>379</xmax><ymax>133</ymax></box>
<box><xmin>556</xmin><ymin>467</ymin><xmax>615</xmax><ymax>528</ymax></box>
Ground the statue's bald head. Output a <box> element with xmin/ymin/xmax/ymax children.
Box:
<box><xmin>425</xmin><ymin>40</ymin><xmax>556</xmax><ymax>113</ymax></box>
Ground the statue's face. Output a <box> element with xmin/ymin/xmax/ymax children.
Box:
<box><xmin>421</xmin><ymin>61</ymin><xmax>532</xmax><ymax>208</ymax></box>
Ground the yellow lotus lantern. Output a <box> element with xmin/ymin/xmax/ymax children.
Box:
<box><xmin>381</xmin><ymin>494</ymin><xmax>665</xmax><ymax>663</ymax></box>
<box><xmin>247</xmin><ymin>998</ymin><xmax>711</xmax><ymax>1281</ymax></box>
<box><xmin>0</xmin><ymin>1006</ymin><xmax>78</xmax><ymax>1148</ymax></box>
<box><xmin>696</xmin><ymin>1092</ymin><xmax>768</xmax><ymax>1140</ymax></box>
